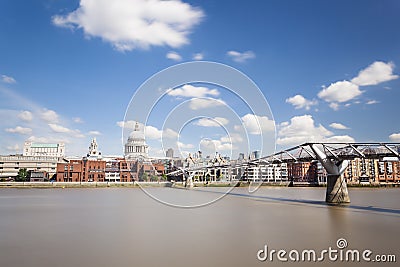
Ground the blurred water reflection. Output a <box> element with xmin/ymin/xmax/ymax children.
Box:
<box><xmin>0</xmin><ymin>187</ymin><xmax>398</xmax><ymax>267</ymax></box>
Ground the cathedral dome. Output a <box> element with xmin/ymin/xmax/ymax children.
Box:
<box><xmin>128</xmin><ymin>122</ymin><xmax>145</xmax><ymax>141</ymax></box>
<box><xmin>125</xmin><ymin>121</ymin><xmax>149</xmax><ymax>159</ymax></box>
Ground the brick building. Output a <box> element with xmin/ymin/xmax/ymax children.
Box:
<box><xmin>57</xmin><ymin>158</ymin><xmax>165</xmax><ymax>182</ymax></box>
<box><xmin>56</xmin><ymin>159</ymin><xmax>106</xmax><ymax>182</ymax></box>
<box><xmin>376</xmin><ymin>160</ymin><xmax>400</xmax><ymax>183</ymax></box>
<box><xmin>287</xmin><ymin>161</ymin><xmax>318</xmax><ymax>183</ymax></box>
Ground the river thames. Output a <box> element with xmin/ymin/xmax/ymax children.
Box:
<box><xmin>0</xmin><ymin>187</ymin><xmax>399</xmax><ymax>266</ymax></box>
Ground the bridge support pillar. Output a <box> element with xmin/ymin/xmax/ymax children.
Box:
<box><xmin>310</xmin><ymin>144</ymin><xmax>350</xmax><ymax>203</ymax></box>
<box><xmin>182</xmin><ymin>170</ymin><xmax>194</xmax><ymax>189</ymax></box>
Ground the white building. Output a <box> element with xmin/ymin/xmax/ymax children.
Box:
<box><xmin>23</xmin><ymin>141</ymin><xmax>65</xmax><ymax>158</ymax></box>
<box><xmin>0</xmin><ymin>155</ymin><xmax>66</xmax><ymax>179</ymax></box>
<box><xmin>124</xmin><ymin>122</ymin><xmax>149</xmax><ymax>160</ymax></box>
<box><xmin>246</xmin><ymin>163</ymin><xmax>288</xmax><ymax>182</ymax></box>
<box><xmin>105</xmin><ymin>158</ymin><xmax>120</xmax><ymax>182</ymax></box>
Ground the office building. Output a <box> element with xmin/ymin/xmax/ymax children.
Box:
<box><xmin>23</xmin><ymin>141</ymin><xmax>65</xmax><ymax>158</ymax></box>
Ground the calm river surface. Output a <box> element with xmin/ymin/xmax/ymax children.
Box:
<box><xmin>0</xmin><ymin>187</ymin><xmax>399</xmax><ymax>266</ymax></box>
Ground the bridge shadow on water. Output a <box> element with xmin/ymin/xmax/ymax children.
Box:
<box><xmin>194</xmin><ymin>188</ymin><xmax>400</xmax><ymax>216</ymax></box>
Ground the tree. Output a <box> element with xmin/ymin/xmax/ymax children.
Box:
<box><xmin>140</xmin><ymin>172</ymin><xmax>148</xmax><ymax>182</ymax></box>
<box><xmin>16</xmin><ymin>168</ymin><xmax>28</xmax><ymax>182</ymax></box>
<box><xmin>150</xmin><ymin>175</ymin><xmax>159</xmax><ymax>182</ymax></box>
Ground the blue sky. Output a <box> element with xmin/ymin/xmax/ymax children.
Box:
<box><xmin>0</xmin><ymin>0</ymin><xmax>399</xmax><ymax>158</ymax></box>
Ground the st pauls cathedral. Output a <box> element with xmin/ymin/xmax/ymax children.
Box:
<box><xmin>124</xmin><ymin>121</ymin><xmax>149</xmax><ymax>160</ymax></box>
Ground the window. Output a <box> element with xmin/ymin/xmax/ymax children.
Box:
<box><xmin>378</xmin><ymin>162</ymin><xmax>385</xmax><ymax>174</ymax></box>
<box><xmin>387</xmin><ymin>162</ymin><xmax>393</xmax><ymax>174</ymax></box>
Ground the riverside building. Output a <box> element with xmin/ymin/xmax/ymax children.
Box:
<box><xmin>0</xmin><ymin>141</ymin><xmax>67</xmax><ymax>179</ymax></box>
<box><xmin>0</xmin><ymin>155</ymin><xmax>66</xmax><ymax>179</ymax></box>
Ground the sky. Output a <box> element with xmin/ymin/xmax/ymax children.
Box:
<box><xmin>0</xmin><ymin>0</ymin><xmax>399</xmax><ymax>158</ymax></box>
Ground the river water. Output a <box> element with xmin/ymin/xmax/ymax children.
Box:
<box><xmin>0</xmin><ymin>187</ymin><xmax>399</xmax><ymax>266</ymax></box>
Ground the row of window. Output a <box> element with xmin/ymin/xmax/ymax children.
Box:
<box><xmin>0</xmin><ymin>167</ymin><xmax>56</xmax><ymax>170</ymax></box>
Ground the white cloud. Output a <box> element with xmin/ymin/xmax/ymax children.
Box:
<box><xmin>177</xmin><ymin>141</ymin><xmax>194</xmax><ymax>149</ymax></box>
<box><xmin>277</xmin><ymin>115</ymin><xmax>356</xmax><ymax>146</ymax></box>
<box><xmin>389</xmin><ymin>133</ymin><xmax>400</xmax><ymax>142</ymax></box>
<box><xmin>18</xmin><ymin>110</ymin><xmax>33</xmax><ymax>122</ymax></box>
<box><xmin>1</xmin><ymin>75</ymin><xmax>16</xmax><ymax>84</ymax></box>
<box><xmin>47</xmin><ymin>124</ymin><xmax>85</xmax><ymax>138</ymax></box>
<box><xmin>48</xmin><ymin>123</ymin><xmax>71</xmax><ymax>133</ymax></box>
<box><xmin>88</xmin><ymin>130</ymin><xmax>101</xmax><ymax>135</ymax></box>
<box><xmin>144</xmin><ymin>126</ymin><xmax>178</xmax><ymax>140</ymax></box>
<box><xmin>192</xmin><ymin>53</ymin><xmax>203</xmax><ymax>60</ymax></box>
<box><xmin>220</xmin><ymin>133</ymin><xmax>243</xmax><ymax>143</ymax></box>
<box><xmin>351</xmin><ymin>61</ymin><xmax>399</xmax><ymax>86</ymax></box>
<box><xmin>144</xmin><ymin>125</ymin><xmax>162</xmax><ymax>139</ymax></box>
<box><xmin>167</xmin><ymin>84</ymin><xmax>219</xmax><ymax>98</ymax></box>
<box><xmin>0</xmin><ymin>87</ymin><xmax>92</xmax><ymax>156</ymax></box>
<box><xmin>26</xmin><ymin>135</ymin><xmax>75</xmax><ymax>144</ymax></box>
<box><xmin>329</xmin><ymin>123</ymin><xmax>349</xmax><ymax>130</ymax></box>
<box><xmin>195</xmin><ymin>117</ymin><xmax>229</xmax><ymax>127</ymax></box>
<box><xmin>227</xmin><ymin>50</ymin><xmax>255</xmax><ymax>63</ymax></box>
<box><xmin>163</xmin><ymin>128</ymin><xmax>179</xmax><ymax>139</ymax></box>
<box><xmin>366</xmin><ymin>100</ymin><xmax>379</xmax><ymax>105</ymax></box>
<box><xmin>5</xmin><ymin>126</ymin><xmax>32</xmax><ymax>135</ymax></box>
<box><xmin>329</xmin><ymin>102</ymin><xmax>340</xmax><ymax>111</ymax></box>
<box><xmin>318</xmin><ymin>80</ymin><xmax>362</xmax><ymax>103</ymax></box>
<box><xmin>73</xmin><ymin>117</ymin><xmax>84</xmax><ymax>123</ymax></box>
<box><xmin>166</xmin><ymin>51</ymin><xmax>182</xmax><ymax>61</ymax></box>
<box><xmin>199</xmin><ymin>139</ymin><xmax>233</xmax><ymax>153</ymax></box>
<box><xmin>52</xmin><ymin>0</ymin><xmax>204</xmax><ymax>51</ymax></box>
<box><xmin>116</xmin><ymin>120</ymin><xmax>136</xmax><ymax>130</ymax></box>
<box><xmin>240</xmin><ymin>114</ymin><xmax>275</xmax><ymax>135</ymax></box>
<box><xmin>285</xmin><ymin>94</ymin><xmax>317</xmax><ymax>110</ymax></box>
<box><xmin>325</xmin><ymin>135</ymin><xmax>355</xmax><ymax>143</ymax></box>
<box><xmin>27</xmin><ymin>136</ymin><xmax>52</xmax><ymax>143</ymax></box>
<box><xmin>277</xmin><ymin>115</ymin><xmax>332</xmax><ymax>146</ymax></box>
<box><xmin>188</xmin><ymin>98</ymin><xmax>226</xmax><ymax>110</ymax></box>
<box><xmin>41</xmin><ymin>109</ymin><xmax>59</xmax><ymax>123</ymax></box>
<box><xmin>117</xmin><ymin>121</ymin><xmax>178</xmax><ymax>139</ymax></box>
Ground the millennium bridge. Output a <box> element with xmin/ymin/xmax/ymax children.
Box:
<box><xmin>166</xmin><ymin>142</ymin><xmax>400</xmax><ymax>204</ymax></box>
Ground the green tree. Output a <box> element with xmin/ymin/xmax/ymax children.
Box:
<box><xmin>150</xmin><ymin>175</ymin><xmax>159</xmax><ymax>182</ymax></box>
<box><xmin>141</xmin><ymin>172</ymin><xmax>148</xmax><ymax>182</ymax></box>
<box><xmin>16</xmin><ymin>168</ymin><xmax>28</xmax><ymax>182</ymax></box>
